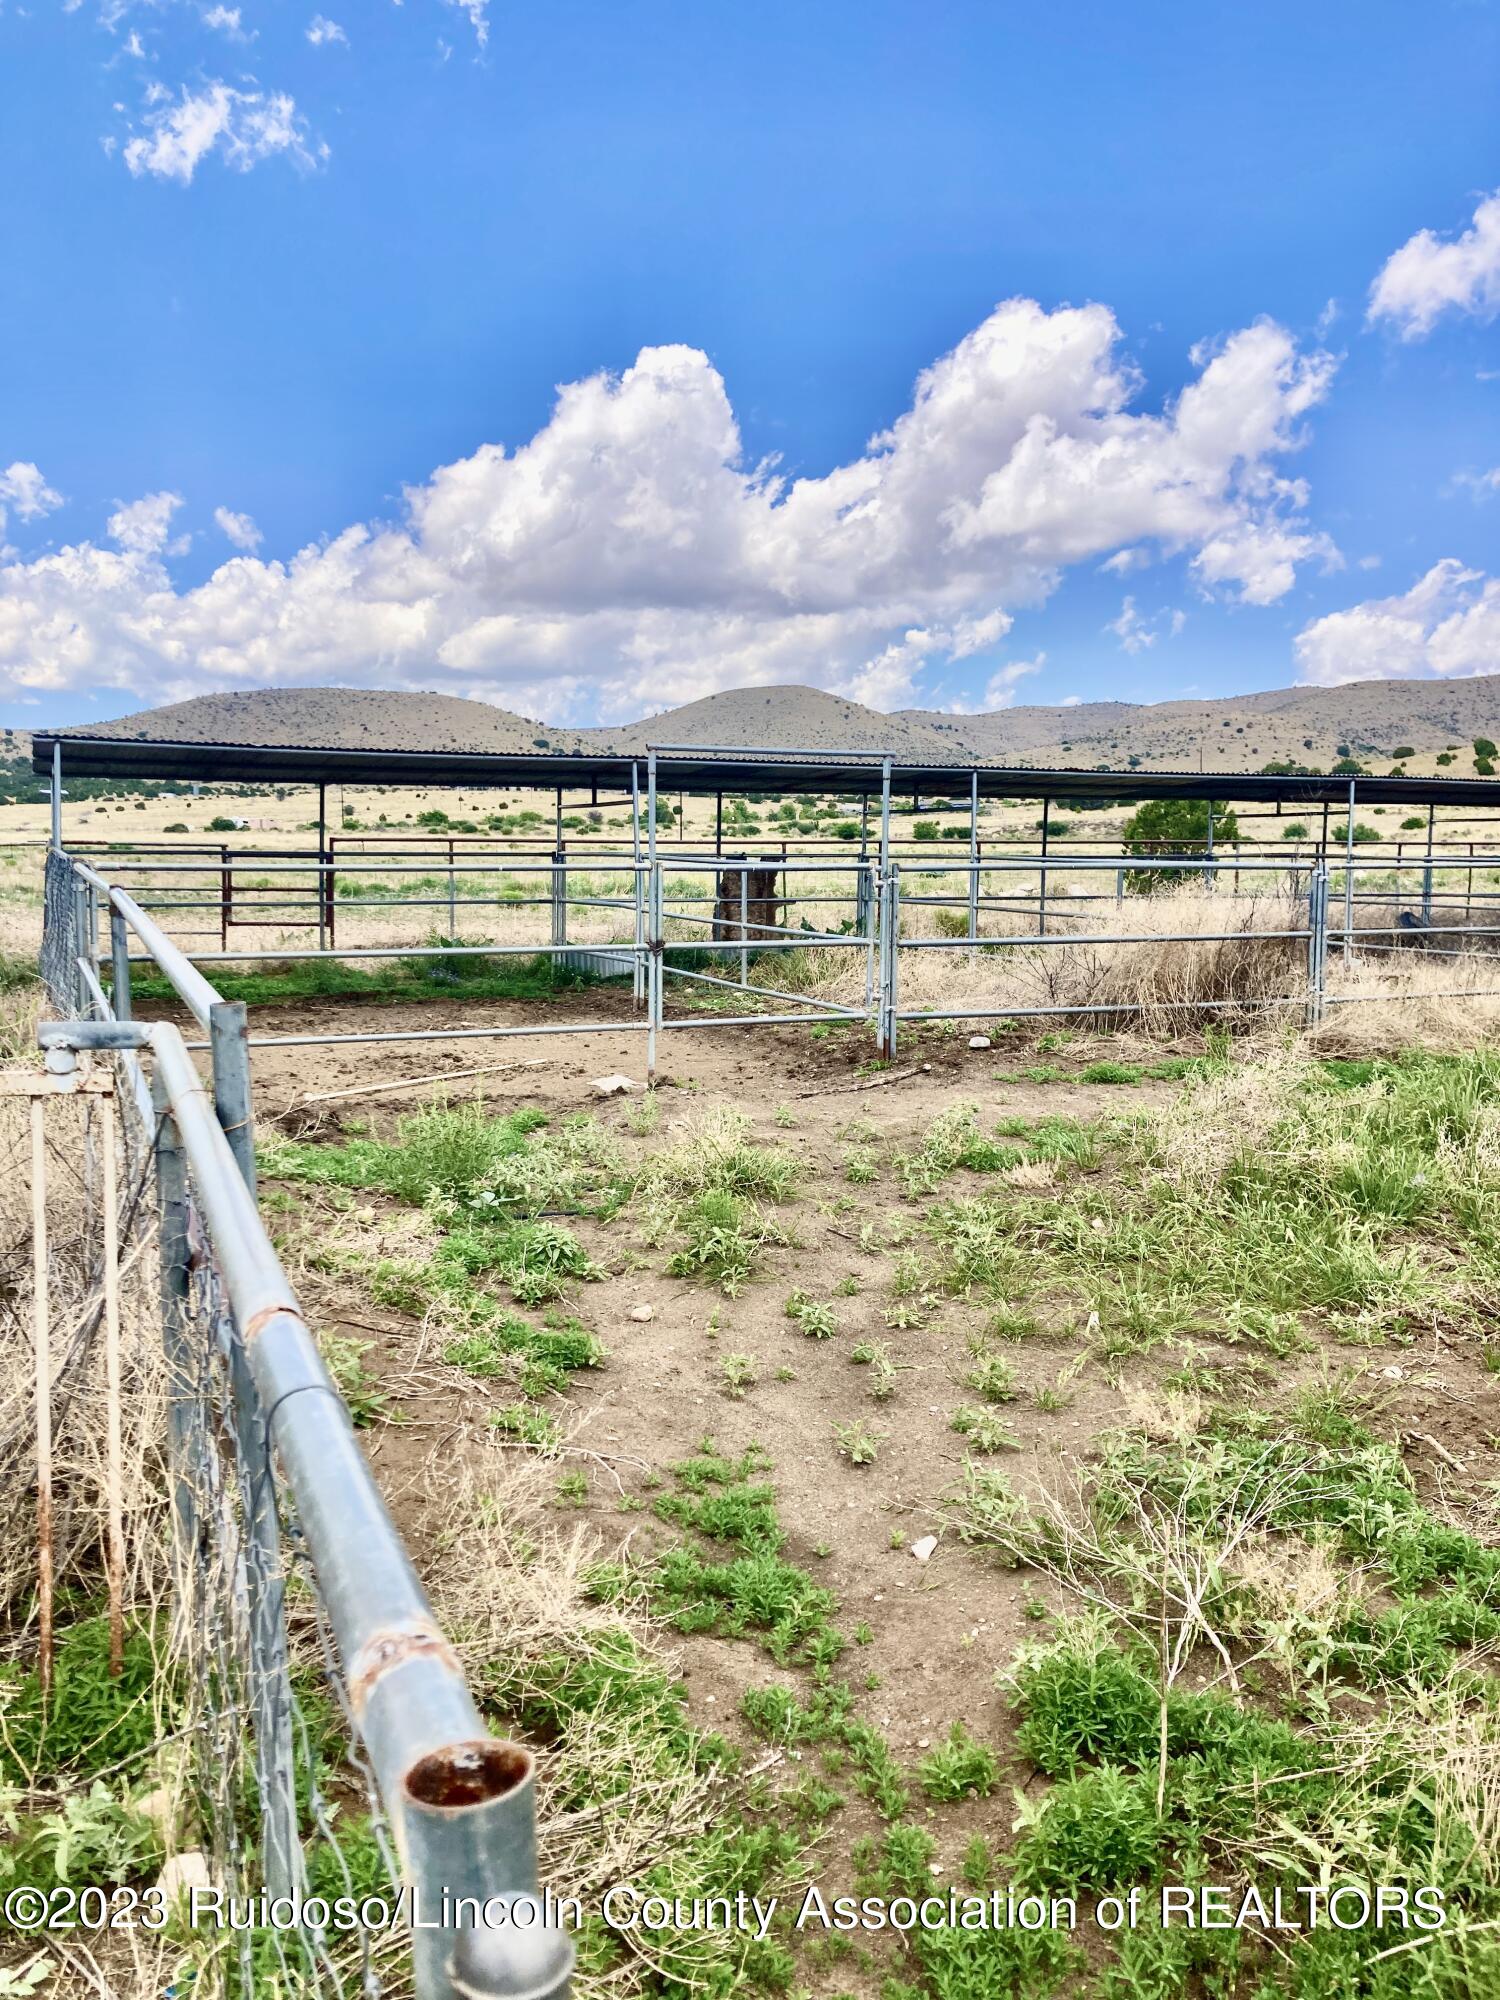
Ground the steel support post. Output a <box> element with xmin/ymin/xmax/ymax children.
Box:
<box><xmin>968</xmin><ymin>769</ymin><xmax>980</xmax><ymax>942</ymax></box>
<box><xmin>878</xmin><ymin>757</ymin><xmax>892</xmax><ymax>879</ymax></box>
<box><xmin>317</xmin><ymin>784</ymin><xmax>328</xmax><ymax>952</ymax></box>
<box><xmin>83</xmin><ymin>881</ymin><xmax>101</xmax><ymax>992</ymax></box>
<box><xmin>877</xmin><ymin>867</ymin><xmax>901</xmax><ymax>1061</ymax></box>
<box><xmin>210</xmin><ymin>999</ymin><xmax>256</xmax><ymax>1196</ymax></box>
<box><xmin>550</xmin><ymin>850</ymin><xmax>567</xmax><ymax>951</ymax></box>
<box><xmin>631</xmin><ymin>762</ymin><xmax>645</xmax><ymax>1007</ymax></box>
<box><xmin>227</xmin><ymin>1328</ymin><xmax>302</xmax><ymax>1900</ymax></box>
<box><xmin>1306</xmin><ymin>864</ymin><xmax>1329</xmax><ymax>1026</ymax></box>
<box><xmin>1205</xmin><ymin>802</ymin><xmax>1215</xmax><ymax>889</ymax></box>
<box><xmin>646</xmin><ymin>752</ymin><xmax>660</xmax><ymax>1083</ymax></box>
<box><xmin>109</xmin><ymin>908</ymin><xmax>132</xmax><ymax>1022</ymax></box>
<box><xmin>72</xmin><ymin>880</ymin><xmax>89</xmax><ymax>1015</ymax></box>
<box><xmin>151</xmin><ymin>1072</ymin><xmax>198</xmax><ymax>1573</ymax></box>
<box><xmin>1423</xmin><ymin>802</ymin><xmax>1435</xmax><ymax>926</ymax></box>
<box><xmin>739</xmin><ymin>865</ymin><xmax>749</xmax><ymax>989</ymax></box>
<box><xmin>1343</xmin><ymin>778</ymin><xmax>1356</xmax><ymax>965</ymax></box>
<box><xmin>50</xmin><ymin>741</ymin><xmax>62</xmax><ymax>851</ymax></box>
<box><xmin>646</xmin><ymin>862</ymin><xmax>662</xmax><ymax>1086</ymax></box>
<box><xmin>1039</xmin><ymin>798</ymin><xmax>1050</xmax><ymax>937</ymax></box>
<box><xmin>859</xmin><ymin>861</ymin><xmax>875</xmax><ymax>1011</ymax></box>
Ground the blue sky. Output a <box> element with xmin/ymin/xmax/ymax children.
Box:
<box><xmin>1</xmin><ymin>0</ymin><xmax>1498</xmax><ymax>729</ymax></box>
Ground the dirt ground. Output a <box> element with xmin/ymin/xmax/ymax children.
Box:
<box><xmin>182</xmin><ymin>990</ymin><xmax>1500</xmax><ymax>1921</ymax></box>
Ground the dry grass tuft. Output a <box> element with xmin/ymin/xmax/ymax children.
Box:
<box><xmin>1310</xmin><ymin>950</ymin><xmax>1500</xmax><ymax>1055</ymax></box>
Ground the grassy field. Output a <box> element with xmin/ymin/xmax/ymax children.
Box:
<box><xmin>243</xmin><ymin>1026</ymin><xmax>1500</xmax><ymax>1997</ymax></box>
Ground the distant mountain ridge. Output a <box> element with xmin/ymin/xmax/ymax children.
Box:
<box><xmin>53</xmin><ymin>675</ymin><xmax>1500</xmax><ymax>777</ymax></box>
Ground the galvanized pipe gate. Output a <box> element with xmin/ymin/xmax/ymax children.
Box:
<box><xmin>37</xmin><ymin>845</ymin><xmax>574</xmax><ymax>2000</ymax></box>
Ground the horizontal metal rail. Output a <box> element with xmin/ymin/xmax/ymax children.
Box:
<box><xmin>663</xmin><ymin>960</ymin><xmax>869</xmax><ymax>1017</ymax></box>
<box><xmin>74</xmin><ymin>865</ymin><xmax>226</xmax><ymax>1031</ymax></box>
<box><xmin>898</xmin><ymin>926</ymin><xmax>1313</xmax><ymax>950</ymax></box>
<box><xmin>195</xmin><ymin>1018</ymin><xmax>656</xmax><ymax>1051</ymax></box>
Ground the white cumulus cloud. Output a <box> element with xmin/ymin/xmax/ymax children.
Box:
<box><xmin>0</xmin><ymin>301</ymin><xmax>1336</xmax><ymax>716</ymax></box>
<box><xmin>1295</xmin><ymin>560</ymin><xmax>1500</xmax><ymax>685</ymax></box>
<box><xmin>201</xmin><ymin>6</ymin><xmax>250</xmax><ymax>40</ymax></box>
<box><xmin>1369</xmin><ymin>189</ymin><xmax>1500</xmax><ymax>340</ymax></box>
<box><xmin>306</xmin><ymin>15</ymin><xmax>347</xmax><ymax>45</ymax></box>
<box><xmin>107</xmin><ymin>491</ymin><xmax>183</xmax><ymax>555</ymax></box>
<box><xmin>122</xmin><ymin>81</ymin><xmax>326</xmax><ymax>183</ymax></box>
<box><xmin>213</xmin><ymin>505</ymin><xmax>262</xmax><ymax>550</ymax></box>
<box><xmin>0</xmin><ymin>463</ymin><xmax>64</xmax><ymax>538</ymax></box>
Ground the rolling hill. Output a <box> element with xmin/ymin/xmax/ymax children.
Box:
<box><xmin>53</xmin><ymin>675</ymin><xmax>1500</xmax><ymax>777</ymax></box>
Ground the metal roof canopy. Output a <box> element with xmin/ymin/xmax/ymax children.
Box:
<box><xmin>30</xmin><ymin>730</ymin><xmax>1500</xmax><ymax>809</ymax></box>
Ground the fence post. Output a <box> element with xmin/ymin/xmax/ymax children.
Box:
<box><xmin>109</xmin><ymin>908</ymin><xmax>132</xmax><ymax>1022</ymax></box>
<box><xmin>647</xmin><ymin>860</ymin><xmax>662</xmax><ymax>1087</ymax></box>
<box><xmin>550</xmin><ymin>848</ymin><xmax>567</xmax><ymax>954</ymax></box>
<box><xmin>877</xmin><ymin>867</ymin><xmax>901</xmax><ymax>1062</ymax></box>
<box><xmin>210</xmin><ymin>1000</ymin><xmax>256</xmax><ymax>1197</ymax></box>
<box><xmin>72</xmin><ymin>879</ymin><xmax>89</xmax><ymax>1015</ymax></box>
<box><xmin>1343</xmin><ymin>778</ymin><xmax>1356</xmax><ymax>964</ymax></box>
<box><xmin>1422</xmin><ymin>803</ymin><xmax>1435</xmax><ymax>926</ymax></box>
<box><xmin>151</xmin><ymin>1072</ymin><xmax>198</xmax><ymax>1569</ymax></box>
<box><xmin>968</xmin><ymin>770</ymin><xmax>979</xmax><ymax>941</ymax></box>
<box><xmin>739</xmin><ymin>864</ymin><xmax>749</xmax><ymax>989</ymax></box>
<box><xmin>226</xmin><ymin>1326</ymin><xmax>303</xmax><ymax>1900</ymax></box>
<box><xmin>631</xmin><ymin>762</ymin><xmax>645</xmax><ymax>1009</ymax></box>
<box><xmin>860</xmin><ymin>860</ymin><xmax>876</xmax><ymax>1012</ymax></box>
<box><xmin>1306</xmin><ymin>864</ymin><xmax>1328</xmax><ymax>1027</ymax></box>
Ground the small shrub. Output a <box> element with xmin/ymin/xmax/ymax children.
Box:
<box><xmin>951</xmin><ymin>1405</ymin><xmax>1020</xmax><ymax>1453</ymax></box>
<box><xmin>1013</xmin><ymin>1764</ymin><xmax>1162</xmax><ymax>1893</ymax></box>
<box><xmin>832</xmin><ymin>1419</ymin><xmax>885</xmax><ymax>1466</ymax></box>
<box><xmin>918</xmin><ymin>1723</ymin><xmax>999</xmax><ymax>1802</ymax></box>
<box><xmin>667</xmin><ymin>1190</ymin><xmax>761</xmax><ymax>1295</ymax></box>
<box><xmin>785</xmin><ymin>1290</ymin><xmax>838</xmax><ymax>1339</ymax></box>
<box><xmin>720</xmin><ymin>1353</ymin><xmax>758</xmax><ymax>1397</ymax></box>
<box><xmin>965</xmin><ymin>1353</ymin><xmax>1019</xmax><ymax>1402</ymax></box>
<box><xmin>488</xmin><ymin>1404</ymin><xmax>560</xmax><ymax>1447</ymax></box>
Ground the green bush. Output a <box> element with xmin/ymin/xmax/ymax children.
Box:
<box><xmin>1120</xmin><ymin>798</ymin><xmax>1239</xmax><ymax>892</ymax></box>
<box><xmin>1014</xmin><ymin>1764</ymin><xmax>1162</xmax><ymax>1893</ymax></box>
<box><xmin>918</xmin><ymin>1723</ymin><xmax>999</xmax><ymax>1802</ymax></box>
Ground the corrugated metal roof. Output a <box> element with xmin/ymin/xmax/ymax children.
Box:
<box><xmin>30</xmin><ymin>730</ymin><xmax>1500</xmax><ymax>808</ymax></box>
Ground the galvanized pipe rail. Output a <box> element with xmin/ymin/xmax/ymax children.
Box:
<box><xmin>41</xmin><ymin>847</ymin><xmax>573</xmax><ymax>2000</ymax></box>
